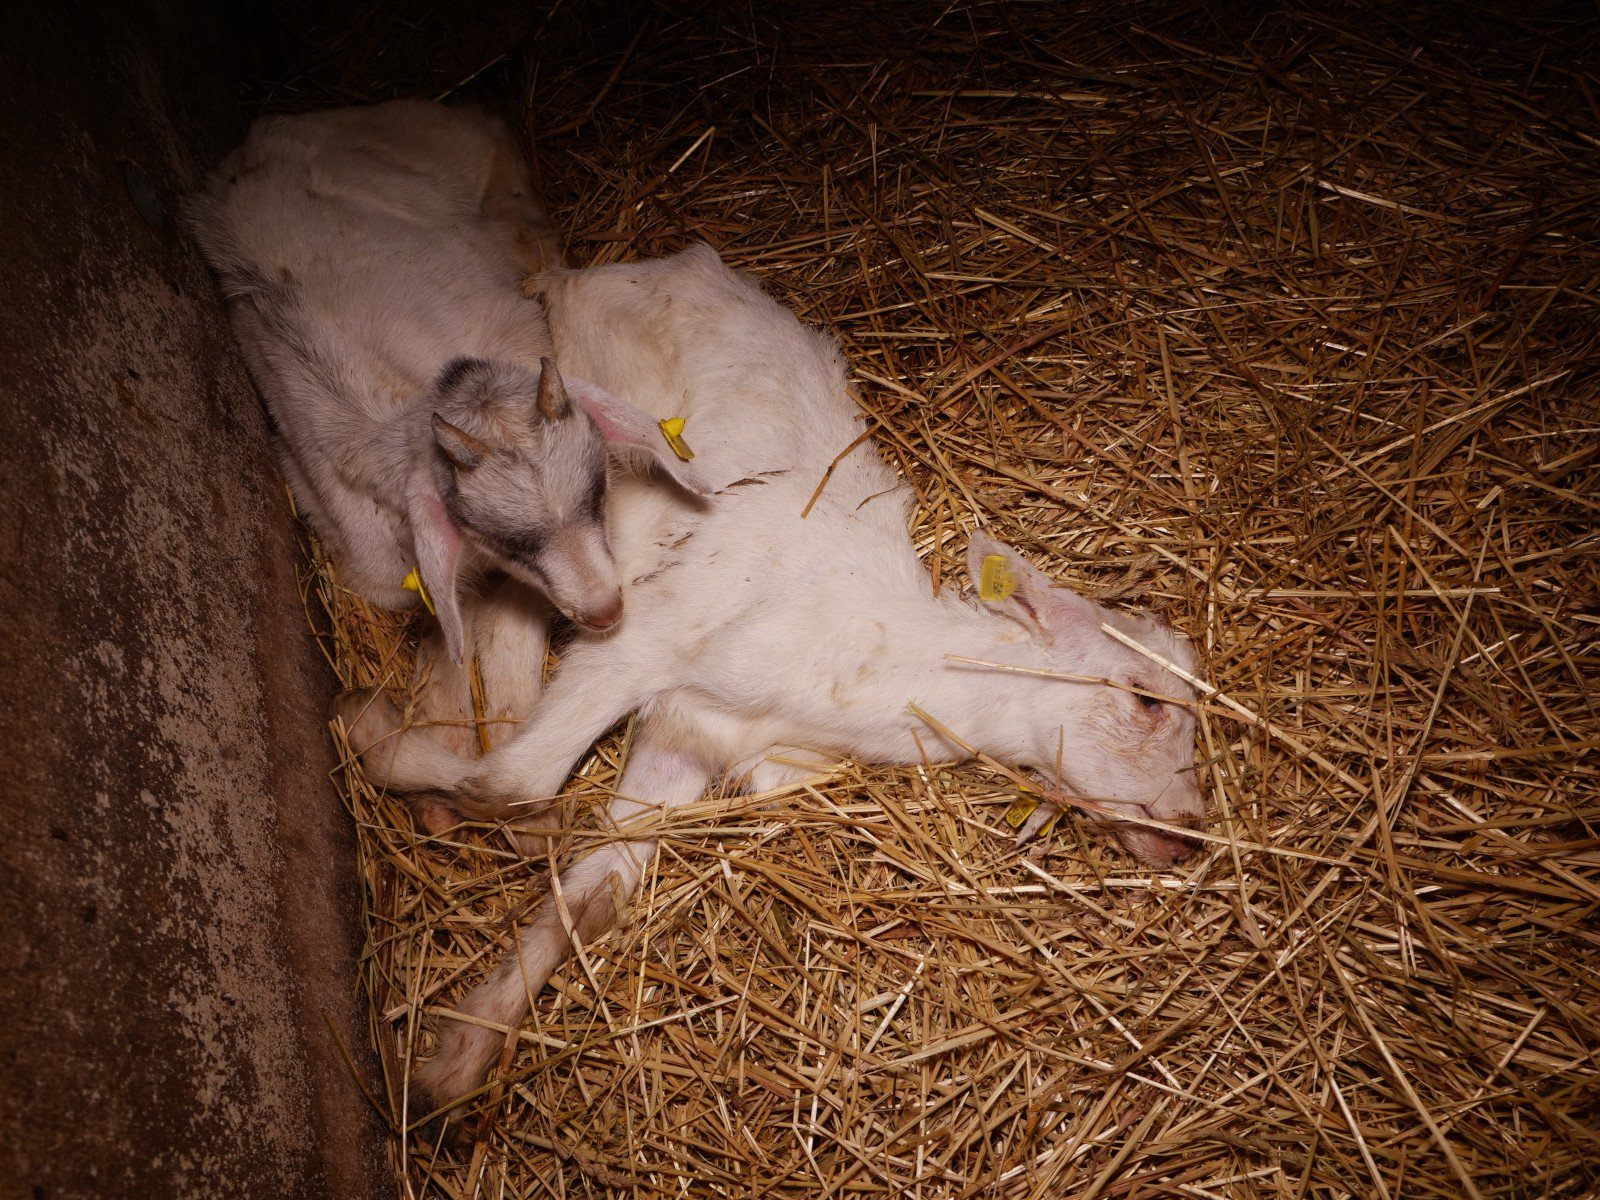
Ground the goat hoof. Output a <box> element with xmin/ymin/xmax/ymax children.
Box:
<box><xmin>415</xmin><ymin>797</ymin><xmax>463</xmax><ymax>838</ymax></box>
<box><xmin>406</xmin><ymin>1102</ymin><xmax>466</xmax><ymax>1153</ymax></box>
<box><xmin>508</xmin><ymin>818</ymin><xmax>558</xmax><ymax>859</ymax></box>
<box><xmin>412</xmin><ymin>1063</ymin><xmax>482</xmax><ymax>1131</ymax></box>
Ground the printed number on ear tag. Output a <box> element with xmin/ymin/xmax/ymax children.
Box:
<box><xmin>1005</xmin><ymin>787</ymin><xmax>1060</xmax><ymax>839</ymax></box>
<box><xmin>1003</xmin><ymin>791</ymin><xmax>1039</xmax><ymax>829</ymax></box>
<box><xmin>980</xmin><ymin>554</ymin><xmax>1018</xmax><ymax>602</ymax></box>
<box><xmin>402</xmin><ymin>567</ymin><xmax>436</xmax><ymax>616</ymax></box>
<box><xmin>658</xmin><ymin>417</ymin><xmax>695</xmax><ymax>461</ymax></box>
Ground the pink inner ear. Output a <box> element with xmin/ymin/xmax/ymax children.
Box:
<box><xmin>586</xmin><ymin>406</ymin><xmax>648</xmax><ymax>448</ymax></box>
<box><xmin>566</xmin><ymin>378</ymin><xmax>651</xmax><ymax>448</ymax></box>
<box><xmin>1012</xmin><ymin>590</ymin><xmax>1043</xmax><ymax>624</ymax></box>
<box><xmin>410</xmin><ymin>488</ymin><xmax>468</xmax><ymax>664</ymax></box>
<box><xmin>1041</xmin><ymin>589</ymin><xmax>1101</xmax><ymax>643</ymax></box>
<box><xmin>415</xmin><ymin>492</ymin><xmax>463</xmax><ymax>560</ymax></box>
<box><xmin>566</xmin><ymin>376</ymin><xmax>713</xmax><ymax>495</ymax></box>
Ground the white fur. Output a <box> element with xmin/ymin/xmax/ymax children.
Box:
<box><xmin>346</xmin><ymin>245</ymin><xmax>1206</xmax><ymax>1110</ymax></box>
<box><xmin>189</xmin><ymin>101</ymin><xmax>558</xmax><ymax>612</ymax></box>
<box><xmin>190</xmin><ymin>102</ymin><xmax>720</xmax><ymax>830</ymax></box>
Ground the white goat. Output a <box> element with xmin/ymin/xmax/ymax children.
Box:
<box><xmin>345</xmin><ymin>244</ymin><xmax>1206</xmax><ymax>1110</ymax></box>
<box><xmin>187</xmin><ymin>101</ymin><xmax>710</xmax><ymax>771</ymax></box>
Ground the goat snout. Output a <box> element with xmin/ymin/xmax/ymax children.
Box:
<box><xmin>574</xmin><ymin>589</ymin><xmax>624</xmax><ymax>631</ymax></box>
<box><xmin>1118</xmin><ymin>792</ymin><xmax>1206</xmax><ymax>869</ymax></box>
<box><xmin>1119</xmin><ymin>824</ymin><xmax>1197</xmax><ymax>869</ymax></box>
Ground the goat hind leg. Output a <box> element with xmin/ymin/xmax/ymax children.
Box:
<box><xmin>339</xmin><ymin>686</ymin><xmax>479</xmax><ymax>798</ymax></box>
<box><xmin>414</xmin><ymin>738</ymin><xmax>712</xmax><ymax>1113</ymax></box>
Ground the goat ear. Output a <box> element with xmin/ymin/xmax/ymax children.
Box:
<box><xmin>967</xmin><ymin>534</ymin><xmax>1096</xmax><ymax>644</ymax></box>
<box><xmin>563</xmin><ymin>376</ymin><xmax>714</xmax><ymax>496</ymax></box>
<box><xmin>407</xmin><ymin>487</ymin><xmax>468</xmax><ymax>665</ymax></box>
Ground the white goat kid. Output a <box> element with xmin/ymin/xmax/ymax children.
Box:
<box><xmin>345</xmin><ymin>244</ymin><xmax>1207</xmax><ymax>1110</ymax></box>
<box><xmin>187</xmin><ymin>100</ymin><xmax>709</xmax><ymax>719</ymax></box>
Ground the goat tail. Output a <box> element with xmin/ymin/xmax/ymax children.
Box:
<box><xmin>413</xmin><ymin>839</ymin><xmax>650</xmax><ymax>1115</ymax></box>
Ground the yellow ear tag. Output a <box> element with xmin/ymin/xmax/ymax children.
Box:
<box><xmin>1003</xmin><ymin>792</ymin><xmax>1039</xmax><ymax>829</ymax></box>
<box><xmin>1004</xmin><ymin>786</ymin><xmax>1060</xmax><ymax>837</ymax></box>
<box><xmin>402</xmin><ymin>567</ymin><xmax>436</xmax><ymax>616</ymax></box>
<box><xmin>979</xmin><ymin>554</ymin><xmax>1018</xmax><ymax>602</ymax></box>
<box><xmin>658</xmin><ymin>417</ymin><xmax>695</xmax><ymax>461</ymax></box>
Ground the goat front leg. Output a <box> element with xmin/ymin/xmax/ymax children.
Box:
<box><xmin>414</xmin><ymin>738</ymin><xmax>713</xmax><ymax>1115</ymax></box>
<box><xmin>407</xmin><ymin>578</ymin><xmax>553</xmax><ymax>846</ymax></box>
<box><xmin>343</xmin><ymin>636</ymin><xmax>650</xmax><ymax>829</ymax></box>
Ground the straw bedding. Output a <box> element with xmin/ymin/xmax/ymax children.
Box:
<box><xmin>301</xmin><ymin>3</ymin><xmax>1599</xmax><ymax>1196</ymax></box>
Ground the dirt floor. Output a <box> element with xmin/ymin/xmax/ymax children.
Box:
<box><xmin>279</xmin><ymin>2</ymin><xmax>1597</xmax><ymax>1197</ymax></box>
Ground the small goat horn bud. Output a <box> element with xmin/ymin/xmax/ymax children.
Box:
<box><xmin>536</xmin><ymin>357</ymin><xmax>570</xmax><ymax>421</ymax></box>
<box><xmin>431</xmin><ymin>413</ymin><xmax>491</xmax><ymax>471</ymax></box>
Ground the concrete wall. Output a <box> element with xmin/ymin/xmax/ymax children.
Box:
<box><xmin>0</xmin><ymin>5</ymin><xmax>386</xmax><ymax>1197</ymax></box>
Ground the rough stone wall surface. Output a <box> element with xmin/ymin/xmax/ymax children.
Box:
<box><xmin>0</xmin><ymin>5</ymin><xmax>385</xmax><ymax>1198</ymax></box>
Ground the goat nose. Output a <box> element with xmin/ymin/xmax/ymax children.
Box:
<box><xmin>1161</xmin><ymin>834</ymin><xmax>1196</xmax><ymax>865</ymax></box>
<box><xmin>582</xmin><ymin>591</ymin><xmax>624</xmax><ymax>630</ymax></box>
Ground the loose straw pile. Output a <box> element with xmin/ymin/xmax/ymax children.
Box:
<box><xmin>299</xmin><ymin>3</ymin><xmax>1600</xmax><ymax>1196</ymax></box>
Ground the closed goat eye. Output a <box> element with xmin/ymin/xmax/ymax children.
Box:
<box><xmin>1136</xmin><ymin>690</ymin><xmax>1161</xmax><ymax>709</ymax></box>
<box><xmin>583</xmin><ymin>473</ymin><xmax>606</xmax><ymax>521</ymax></box>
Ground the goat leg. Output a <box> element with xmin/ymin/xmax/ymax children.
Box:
<box><xmin>413</xmin><ymin>738</ymin><xmax>713</xmax><ymax>1117</ymax></box>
